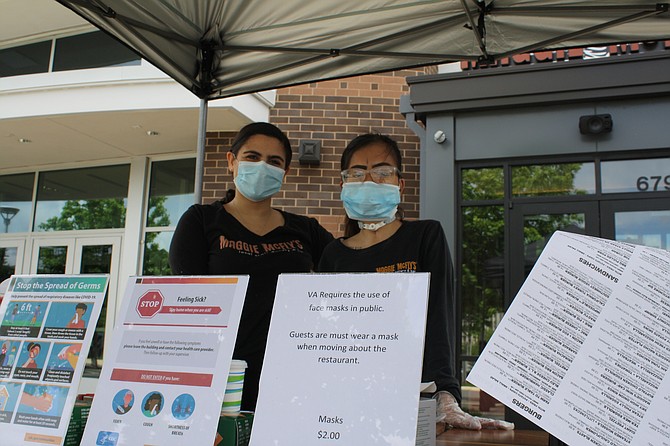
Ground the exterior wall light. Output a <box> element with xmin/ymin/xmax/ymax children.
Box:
<box><xmin>298</xmin><ymin>140</ymin><xmax>321</xmax><ymax>165</ymax></box>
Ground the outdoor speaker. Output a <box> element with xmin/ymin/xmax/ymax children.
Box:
<box><xmin>579</xmin><ymin>114</ymin><xmax>613</xmax><ymax>135</ymax></box>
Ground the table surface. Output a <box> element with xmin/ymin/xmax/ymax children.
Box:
<box><xmin>437</xmin><ymin>428</ymin><xmax>549</xmax><ymax>446</ymax></box>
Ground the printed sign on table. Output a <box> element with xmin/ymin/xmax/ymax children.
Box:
<box><xmin>468</xmin><ymin>231</ymin><xmax>670</xmax><ymax>446</ymax></box>
<box><xmin>251</xmin><ymin>273</ymin><xmax>430</xmax><ymax>446</ymax></box>
<box><xmin>81</xmin><ymin>276</ymin><xmax>248</xmax><ymax>446</ymax></box>
<box><xmin>0</xmin><ymin>274</ymin><xmax>109</xmax><ymax>446</ymax></box>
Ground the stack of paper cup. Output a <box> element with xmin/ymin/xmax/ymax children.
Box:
<box><xmin>221</xmin><ymin>359</ymin><xmax>247</xmax><ymax>414</ymax></box>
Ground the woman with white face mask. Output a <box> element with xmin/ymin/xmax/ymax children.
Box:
<box><xmin>169</xmin><ymin>122</ymin><xmax>333</xmax><ymax>411</ymax></box>
<box><xmin>318</xmin><ymin>133</ymin><xmax>513</xmax><ymax>433</ymax></box>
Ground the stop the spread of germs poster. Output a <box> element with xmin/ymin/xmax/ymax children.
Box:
<box><xmin>80</xmin><ymin>276</ymin><xmax>248</xmax><ymax>446</ymax></box>
<box><xmin>0</xmin><ymin>274</ymin><xmax>109</xmax><ymax>446</ymax></box>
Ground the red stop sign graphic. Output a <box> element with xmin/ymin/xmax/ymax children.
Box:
<box><xmin>137</xmin><ymin>290</ymin><xmax>164</xmax><ymax>318</ymax></box>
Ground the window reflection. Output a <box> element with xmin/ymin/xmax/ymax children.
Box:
<box><xmin>36</xmin><ymin>246</ymin><xmax>67</xmax><ymax>274</ymax></box>
<box><xmin>143</xmin><ymin>231</ymin><xmax>172</xmax><ymax>276</ymax></box>
<box><xmin>512</xmin><ymin>162</ymin><xmax>595</xmax><ymax>197</ymax></box>
<box><xmin>461</xmin><ymin>205</ymin><xmax>505</xmax><ymax>357</ymax></box>
<box><xmin>602</xmin><ymin>158</ymin><xmax>670</xmax><ymax>194</ymax></box>
<box><xmin>462</xmin><ymin>168</ymin><xmax>504</xmax><ymax>201</ymax></box>
<box><xmin>0</xmin><ymin>41</ymin><xmax>51</xmax><ymax>78</ymax></box>
<box><xmin>80</xmin><ymin>245</ymin><xmax>113</xmax><ymax>377</ymax></box>
<box><xmin>523</xmin><ymin>214</ymin><xmax>585</xmax><ymax>277</ymax></box>
<box><xmin>615</xmin><ymin>210</ymin><xmax>670</xmax><ymax>250</ymax></box>
<box><xmin>0</xmin><ymin>173</ymin><xmax>35</xmax><ymax>233</ymax></box>
<box><xmin>1</xmin><ymin>31</ymin><xmax>141</xmax><ymax>79</ymax></box>
<box><xmin>147</xmin><ymin>159</ymin><xmax>195</xmax><ymax>227</ymax></box>
<box><xmin>0</xmin><ymin>247</ymin><xmax>18</xmax><ymax>282</ymax></box>
<box><xmin>34</xmin><ymin>165</ymin><xmax>129</xmax><ymax>231</ymax></box>
<box><xmin>53</xmin><ymin>31</ymin><xmax>141</xmax><ymax>71</ymax></box>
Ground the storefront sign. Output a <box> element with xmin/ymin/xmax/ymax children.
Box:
<box><xmin>0</xmin><ymin>274</ymin><xmax>109</xmax><ymax>446</ymax></box>
<box><xmin>251</xmin><ymin>273</ymin><xmax>430</xmax><ymax>446</ymax></box>
<box><xmin>81</xmin><ymin>276</ymin><xmax>248</xmax><ymax>446</ymax></box>
<box><xmin>468</xmin><ymin>231</ymin><xmax>670</xmax><ymax>445</ymax></box>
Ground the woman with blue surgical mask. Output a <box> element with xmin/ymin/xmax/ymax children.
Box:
<box><xmin>169</xmin><ymin>122</ymin><xmax>333</xmax><ymax>411</ymax></box>
<box><xmin>318</xmin><ymin>133</ymin><xmax>514</xmax><ymax>433</ymax></box>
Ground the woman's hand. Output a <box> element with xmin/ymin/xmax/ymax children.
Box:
<box><xmin>434</xmin><ymin>391</ymin><xmax>515</xmax><ymax>431</ymax></box>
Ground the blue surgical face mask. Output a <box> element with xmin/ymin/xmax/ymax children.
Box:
<box><xmin>234</xmin><ymin>160</ymin><xmax>285</xmax><ymax>202</ymax></box>
<box><xmin>341</xmin><ymin>181</ymin><xmax>400</xmax><ymax>222</ymax></box>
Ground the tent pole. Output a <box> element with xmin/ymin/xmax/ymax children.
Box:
<box><xmin>194</xmin><ymin>98</ymin><xmax>208</xmax><ymax>204</ymax></box>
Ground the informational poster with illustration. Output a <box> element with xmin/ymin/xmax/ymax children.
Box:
<box><xmin>251</xmin><ymin>273</ymin><xmax>430</xmax><ymax>446</ymax></box>
<box><xmin>0</xmin><ymin>274</ymin><xmax>109</xmax><ymax>445</ymax></box>
<box><xmin>81</xmin><ymin>276</ymin><xmax>249</xmax><ymax>446</ymax></box>
<box><xmin>468</xmin><ymin>231</ymin><xmax>670</xmax><ymax>446</ymax></box>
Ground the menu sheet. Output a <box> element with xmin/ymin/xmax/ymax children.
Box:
<box><xmin>0</xmin><ymin>274</ymin><xmax>109</xmax><ymax>446</ymax></box>
<box><xmin>468</xmin><ymin>231</ymin><xmax>670</xmax><ymax>446</ymax></box>
<box><xmin>81</xmin><ymin>276</ymin><xmax>248</xmax><ymax>446</ymax></box>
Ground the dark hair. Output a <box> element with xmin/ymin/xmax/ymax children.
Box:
<box><xmin>230</xmin><ymin>122</ymin><xmax>292</xmax><ymax>166</ymax></box>
<box><xmin>27</xmin><ymin>342</ymin><xmax>41</xmax><ymax>353</ymax></box>
<box><xmin>340</xmin><ymin>133</ymin><xmax>404</xmax><ymax>237</ymax></box>
<box><xmin>76</xmin><ymin>303</ymin><xmax>88</xmax><ymax>312</ymax></box>
<box><xmin>340</xmin><ymin>133</ymin><xmax>402</xmax><ymax>172</ymax></box>
<box><xmin>223</xmin><ymin>122</ymin><xmax>292</xmax><ymax>203</ymax></box>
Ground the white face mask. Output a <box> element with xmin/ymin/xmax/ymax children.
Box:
<box><xmin>234</xmin><ymin>161</ymin><xmax>285</xmax><ymax>201</ymax></box>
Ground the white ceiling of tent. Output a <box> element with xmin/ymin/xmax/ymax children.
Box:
<box><xmin>53</xmin><ymin>0</ymin><xmax>670</xmax><ymax>100</ymax></box>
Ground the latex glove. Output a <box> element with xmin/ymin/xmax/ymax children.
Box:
<box><xmin>434</xmin><ymin>391</ymin><xmax>515</xmax><ymax>431</ymax></box>
<box><xmin>475</xmin><ymin>416</ymin><xmax>515</xmax><ymax>430</ymax></box>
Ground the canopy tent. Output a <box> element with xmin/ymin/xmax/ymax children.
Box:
<box><xmin>53</xmin><ymin>0</ymin><xmax>670</xmax><ymax>201</ymax></box>
<box><xmin>54</xmin><ymin>0</ymin><xmax>670</xmax><ymax>100</ymax></box>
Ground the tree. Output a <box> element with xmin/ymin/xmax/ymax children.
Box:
<box><xmin>38</xmin><ymin>195</ymin><xmax>173</xmax><ymax>275</ymax></box>
<box><xmin>142</xmin><ymin>196</ymin><xmax>172</xmax><ymax>275</ymax></box>
<box><xmin>460</xmin><ymin>163</ymin><xmax>586</xmax><ymax>361</ymax></box>
<box><xmin>39</xmin><ymin>199</ymin><xmax>126</xmax><ymax>231</ymax></box>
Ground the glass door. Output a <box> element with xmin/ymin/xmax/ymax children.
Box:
<box><xmin>0</xmin><ymin>239</ymin><xmax>25</xmax><ymax>301</ymax></box>
<box><xmin>29</xmin><ymin>235</ymin><xmax>121</xmax><ymax>393</ymax></box>
<box><xmin>30</xmin><ymin>238</ymin><xmax>75</xmax><ymax>274</ymax></box>
<box><xmin>507</xmin><ymin>201</ymin><xmax>599</xmax><ymax>430</ymax></box>
<box><xmin>509</xmin><ymin>202</ymin><xmax>599</xmax><ymax>307</ymax></box>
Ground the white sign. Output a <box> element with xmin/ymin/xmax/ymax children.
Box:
<box><xmin>0</xmin><ymin>274</ymin><xmax>109</xmax><ymax>446</ymax></box>
<box><xmin>468</xmin><ymin>231</ymin><xmax>670</xmax><ymax>446</ymax></box>
<box><xmin>81</xmin><ymin>276</ymin><xmax>248</xmax><ymax>446</ymax></box>
<box><xmin>251</xmin><ymin>273</ymin><xmax>430</xmax><ymax>446</ymax></box>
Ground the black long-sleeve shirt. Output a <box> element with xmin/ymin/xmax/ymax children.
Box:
<box><xmin>317</xmin><ymin>219</ymin><xmax>461</xmax><ymax>402</ymax></box>
<box><xmin>169</xmin><ymin>201</ymin><xmax>333</xmax><ymax>410</ymax></box>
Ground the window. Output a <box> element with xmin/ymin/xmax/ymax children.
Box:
<box><xmin>0</xmin><ymin>31</ymin><xmax>141</xmax><ymax>79</ymax></box>
<box><xmin>512</xmin><ymin>162</ymin><xmax>595</xmax><ymax>197</ymax></box>
<box><xmin>601</xmin><ymin>157</ymin><xmax>670</xmax><ymax>194</ymax></box>
<box><xmin>53</xmin><ymin>31</ymin><xmax>140</xmax><ymax>72</ymax></box>
<box><xmin>461</xmin><ymin>204</ymin><xmax>506</xmax><ymax>360</ymax></box>
<box><xmin>459</xmin><ymin>164</ymin><xmax>508</xmax><ymax>419</ymax></box>
<box><xmin>462</xmin><ymin>167</ymin><xmax>504</xmax><ymax>201</ymax></box>
<box><xmin>146</xmin><ymin>159</ymin><xmax>196</xmax><ymax>227</ymax></box>
<box><xmin>0</xmin><ymin>247</ymin><xmax>18</xmax><ymax>282</ymax></box>
<box><xmin>0</xmin><ymin>41</ymin><xmax>51</xmax><ymax>78</ymax></box>
<box><xmin>0</xmin><ymin>173</ymin><xmax>35</xmax><ymax>233</ymax></box>
<box><xmin>143</xmin><ymin>158</ymin><xmax>195</xmax><ymax>275</ymax></box>
<box><xmin>34</xmin><ymin>165</ymin><xmax>130</xmax><ymax>231</ymax></box>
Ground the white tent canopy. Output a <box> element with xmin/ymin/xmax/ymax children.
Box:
<box><xmin>55</xmin><ymin>0</ymin><xmax>670</xmax><ymax>100</ymax></box>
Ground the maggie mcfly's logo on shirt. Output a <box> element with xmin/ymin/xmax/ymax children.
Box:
<box><xmin>376</xmin><ymin>261</ymin><xmax>417</xmax><ymax>273</ymax></box>
<box><xmin>219</xmin><ymin>236</ymin><xmax>304</xmax><ymax>256</ymax></box>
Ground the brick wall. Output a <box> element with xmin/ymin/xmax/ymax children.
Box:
<box><xmin>202</xmin><ymin>67</ymin><xmax>435</xmax><ymax>237</ymax></box>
